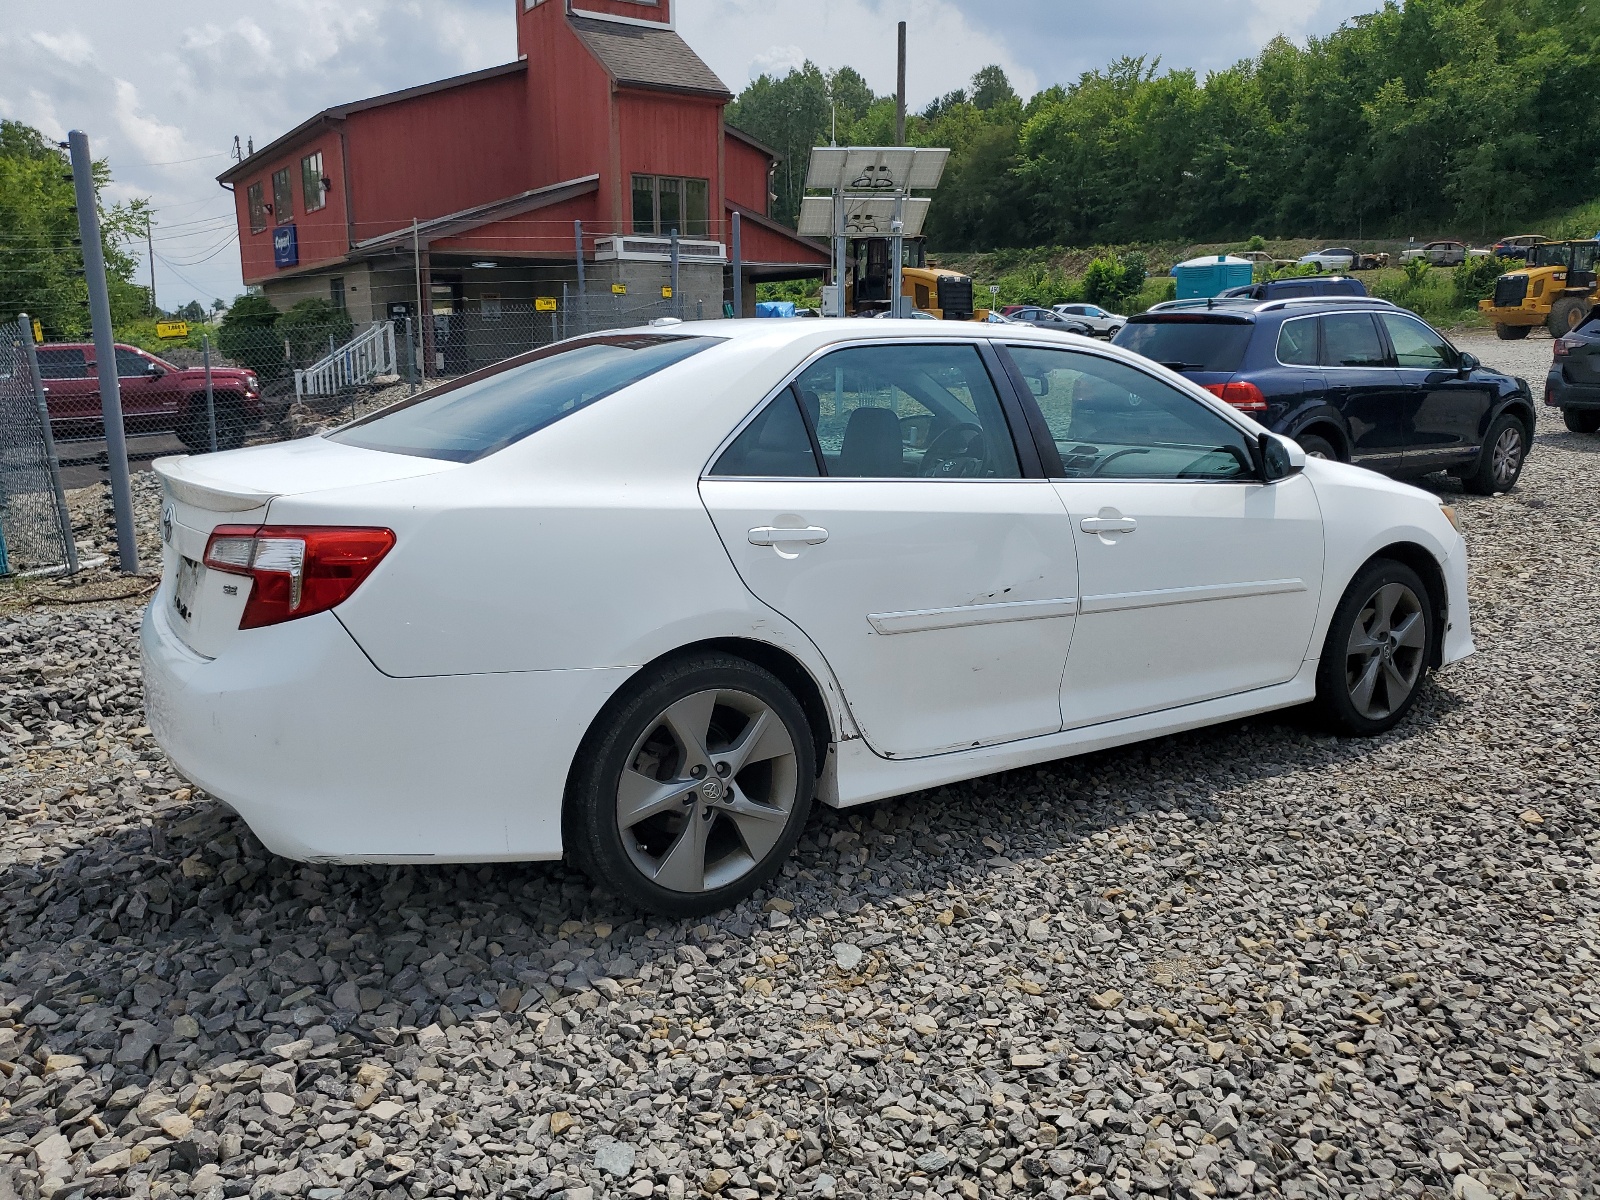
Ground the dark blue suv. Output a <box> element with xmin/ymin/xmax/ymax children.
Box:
<box><xmin>1113</xmin><ymin>298</ymin><xmax>1536</xmax><ymax>493</ymax></box>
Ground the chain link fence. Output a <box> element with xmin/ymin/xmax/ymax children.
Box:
<box><xmin>0</xmin><ymin>319</ymin><xmax>76</xmax><ymax>575</ymax></box>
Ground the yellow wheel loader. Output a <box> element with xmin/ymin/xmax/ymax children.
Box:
<box><xmin>1479</xmin><ymin>239</ymin><xmax>1600</xmax><ymax>340</ymax></box>
<box><xmin>843</xmin><ymin>236</ymin><xmax>990</xmax><ymax>321</ymax></box>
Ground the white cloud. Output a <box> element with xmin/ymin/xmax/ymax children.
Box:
<box><xmin>30</xmin><ymin>31</ymin><xmax>95</xmax><ymax>67</ymax></box>
<box><xmin>681</xmin><ymin>0</ymin><xmax>1038</xmax><ymax>105</ymax></box>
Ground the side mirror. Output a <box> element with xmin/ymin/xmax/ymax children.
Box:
<box><xmin>147</xmin><ymin>361</ymin><xmax>165</xmax><ymax>377</ymax></box>
<box><xmin>1260</xmin><ymin>431</ymin><xmax>1304</xmax><ymax>481</ymax></box>
<box><xmin>1457</xmin><ymin>352</ymin><xmax>1479</xmax><ymax>373</ymax></box>
<box><xmin>1023</xmin><ymin>374</ymin><xmax>1050</xmax><ymax>397</ymax></box>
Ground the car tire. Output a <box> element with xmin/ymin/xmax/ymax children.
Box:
<box><xmin>177</xmin><ymin>396</ymin><xmax>249</xmax><ymax>453</ymax></box>
<box><xmin>1461</xmin><ymin>412</ymin><xmax>1528</xmax><ymax>494</ymax></box>
<box><xmin>1563</xmin><ymin>408</ymin><xmax>1600</xmax><ymax>434</ymax></box>
<box><xmin>1547</xmin><ymin>298</ymin><xmax>1588</xmax><ymax>338</ymax></box>
<box><xmin>565</xmin><ymin>653</ymin><xmax>817</xmax><ymax>917</ymax></box>
<box><xmin>1314</xmin><ymin>559</ymin><xmax>1435</xmax><ymax>737</ymax></box>
<box><xmin>1295</xmin><ymin>433</ymin><xmax>1338</xmax><ymax>461</ymax></box>
<box><xmin>1494</xmin><ymin>323</ymin><xmax>1531</xmax><ymax>340</ymax></box>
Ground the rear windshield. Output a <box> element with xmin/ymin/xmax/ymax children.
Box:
<box><xmin>329</xmin><ymin>334</ymin><xmax>719</xmax><ymax>462</ymax></box>
<box><xmin>1114</xmin><ymin>320</ymin><xmax>1253</xmax><ymax>373</ymax></box>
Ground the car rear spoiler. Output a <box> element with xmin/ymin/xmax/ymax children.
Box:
<box><xmin>153</xmin><ymin>456</ymin><xmax>278</xmax><ymax>513</ymax></box>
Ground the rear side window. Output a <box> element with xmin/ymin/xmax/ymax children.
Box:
<box><xmin>35</xmin><ymin>348</ymin><xmax>88</xmax><ymax>379</ymax></box>
<box><xmin>1114</xmin><ymin>320</ymin><xmax>1253</xmax><ymax>372</ymax></box>
<box><xmin>711</xmin><ymin>390</ymin><xmax>820</xmax><ymax>477</ymax></box>
<box><xmin>330</xmin><ymin>334</ymin><xmax>720</xmax><ymax>462</ymax></box>
<box><xmin>1276</xmin><ymin>318</ymin><xmax>1318</xmax><ymax>366</ymax></box>
<box><xmin>1320</xmin><ymin>314</ymin><xmax>1386</xmax><ymax>367</ymax></box>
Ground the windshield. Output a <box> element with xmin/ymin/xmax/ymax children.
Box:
<box><xmin>1113</xmin><ymin>319</ymin><xmax>1253</xmax><ymax>373</ymax></box>
<box><xmin>1530</xmin><ymin>243</ymin><xmax>1574</xmax><ymax>268</ymax></box>
<box><xmin>329</xmin><ymin>334</ymin><xmax>719</xmax><ymax>462</ymax></box>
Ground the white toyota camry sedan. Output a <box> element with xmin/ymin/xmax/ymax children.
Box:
<box><xmin>143</xmin><ymin>319</ymin><xmax>1473</xmax><ymax>915</ymax></box>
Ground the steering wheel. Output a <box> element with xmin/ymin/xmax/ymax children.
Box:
<box><xmin>919</xmin><ymin>422</ymin><xmax>986</xmax><ymax>477</ymax></box>
<box><xmin>1089</xmin><ymin>447</ymin><xmax>1152</xmax><ymax>476</ymax></box>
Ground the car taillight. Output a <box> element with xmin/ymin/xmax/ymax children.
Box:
<box><xmin>203</xmin><ymin>525</ymin><xmax>395</xmax><ymax>629</ymax></box>
<box><xmin>1203</xmin><ymin>381</ymin><xmax>1268</xmax><ymax>412</ymax></box>
<box><xmin>1553</xmin><ymin>337</ymin><xmax>1572</xmax><ymax>358</ymax></box>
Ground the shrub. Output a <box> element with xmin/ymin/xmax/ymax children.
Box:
<box><xmin>278</xmin><ymin>298</ymin><xmax>354</xmax><ymax>364</ymax></box>
<box><xmin>1246</xmin><ymin>234</ymin><xmax>1266</xmax><ymax>252</ymax></box>
<box><xmin>1401</xmin><ymin>256</ymin><xmax>1432</xmax><ymax>288</ymax></box>
<box><xmin>1452</xmin><ymin>255</ymin><xmax>1504</xmax><ymax>307</ymax></box>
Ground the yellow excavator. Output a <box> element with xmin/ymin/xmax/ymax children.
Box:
<box><xmin>1479</xmin><ymin>239</ymin><xmax>1600</xmax><ymax>339</ymax></box>
<box><xmin>843</xmin><ymin>236</ymin><xmax>990</xmax><ymax>320</ymax></box>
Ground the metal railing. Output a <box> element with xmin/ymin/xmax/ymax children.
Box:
<box><xmin>294</xmin><ymin>322</ymin><xmax>397</xmax><ymax>401</ymax></box>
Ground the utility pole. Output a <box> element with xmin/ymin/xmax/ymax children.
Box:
<box><xmin>145</xmin><ymin>213</ymin><xmax>157</xmax><ymax>315</ymax></box>
<box><xmin>730</xmin><ymin>211</ymin><xmax>742</xmax><ymax>318</ymax></box>
<box><xmin>896</xmin><ymin>21</ymin><xmax>907</xmax><ymax>146</ymax></box>
<box><xmin>411</xmin><ymin>217</ymin><xmax>425</xmax><ymax>382</ymax></box>
<box><xmin>68</xmin><ymin>129</ymin><xmax>139</xmax><ymax>574</ymax></box>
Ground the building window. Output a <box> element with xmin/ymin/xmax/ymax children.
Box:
<box><xmin>329</xmin><ymin>277</ymin><xmax>345</xmax><ymax>311</ymax></box>
<box><xmin>301</xmin><ymin>151</ymin><xmax>326</xmax><ymax>213</ymax></box>
<box><xmin>272</xmin><ymin>168</ymin><xmax>293</xmax><ymax>224</ymax></box>
<box><xmin>247</xmin><ymin>182</ymin><xmax>267</xmax><ymax>234</ymax></box>
<box><xmin>630</xmin><ymin>175</ymin><xmax>711</xmax><ymax>237</ymax></box>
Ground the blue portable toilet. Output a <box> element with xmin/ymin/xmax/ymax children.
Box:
<box><xmin>1170</xmin><ymin>254</ymin><xmax>1254</xmax><ymax>301</ymax></box>
<box><xmin>755</xmin><ymin>300</ymin><xmax>796</xmax><ymax>318</ymax></box>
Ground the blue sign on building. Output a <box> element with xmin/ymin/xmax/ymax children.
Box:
<box><xmin>273</xmin><ymin>224</ymin><xmax>298</xmax><ymax>269</ymax></box>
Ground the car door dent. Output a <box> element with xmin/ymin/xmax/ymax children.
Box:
<box><xmin>867</xmin><ymin>595</ymin><xmax>1080</xmax><ymax>635</ymax></box>
<box><xmin>1080</xmin><ymin>577</ymin><xmax>1307</xmax><ymax>615</ymax></box>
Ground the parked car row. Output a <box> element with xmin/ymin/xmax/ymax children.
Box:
<box><xmin>30</xmin><ymin>342</ymin><xmax>262</xmax><ymax>451</ymax></box>
<box><xmin>1113</xmin><ymin>296</ymin><xmax>1536</xmax><ymax>493</ymax></box>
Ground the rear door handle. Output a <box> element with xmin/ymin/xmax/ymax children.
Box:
<box><xmin>1081</xmin><ymin>516</ymin><xmax>1137</xmax><ymax>534</ymax></box>
<box><xmin>748</xmin><ymin>526</ymin><xmax>829</xmax><ymax>547</ymax></box>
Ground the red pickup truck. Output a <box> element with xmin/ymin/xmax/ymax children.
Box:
<box><xmin>34</xmin><ymin>342</ymin><xmax>262</xmax><ymax>452</ymax></box>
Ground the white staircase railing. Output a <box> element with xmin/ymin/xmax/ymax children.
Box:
<box><xmin>294</xmin><ymin>322</ymin><xmax>397</xmax><ymax>401</ymax></box>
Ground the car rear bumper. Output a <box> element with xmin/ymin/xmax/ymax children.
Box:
<box><xmin>141</xmin><ymin>593</ymin><xmax>631</xmax><ymax>863</ymax></box>
<box><xmin>1544</xmin><ymin>374</ymin><xmax>1600</xmax><ymax>408</ymax></box>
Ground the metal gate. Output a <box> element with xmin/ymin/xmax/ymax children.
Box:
<box><xmin>0</xmin><ymin>317</ymin><xmax>76</xmax><ymax>575</ymax></box>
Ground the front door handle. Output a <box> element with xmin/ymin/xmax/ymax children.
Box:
<box><xmin>1081</xmin><ymin>515</ymin><xmax>1136</xmax><ymax>535</ymax></box>
<box><xmin>748</xmin><ymin>526</ymin><xmax>829</xmax><ymax>547</ymax></box>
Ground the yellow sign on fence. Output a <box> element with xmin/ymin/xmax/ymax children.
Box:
<box><xmin>535</xmin><ymin>297</ymin><xmax>557</xmax><ymax>312</ymax></box>
<box><xmin>660</xmin><ymin>286</ymin><xmax>673</xmax><ymax>299</ymax></box>
<box><xmin>611</xmin><ymin>283</ymin><xmax>627</xmax><ymax>296</ymax></box>
<box><xmin>155</xmin><ymin>320</ymin><xmax>190</xmax><ymax>339</ymax></box>
<box><xmin>32</xmin><ymin>319</ymin><xmax>43</xmax><ymax>344</ymax></box>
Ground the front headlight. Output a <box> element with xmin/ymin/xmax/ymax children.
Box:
<box><xmin>1439</xmin><ymin>503</ymin><xmax>1462</xmax><ymax>534</ymax></box>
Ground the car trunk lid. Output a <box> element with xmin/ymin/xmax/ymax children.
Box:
<box><xmin>153</xmin><ymin>438</ymin><xmax>459</xmax><ymax>658</ymax></box>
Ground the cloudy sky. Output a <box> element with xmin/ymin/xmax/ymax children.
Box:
<box><xmin>3</xmin><ymin>0</ymin><xmax>1381</xmax><ymax>308</ymax></box>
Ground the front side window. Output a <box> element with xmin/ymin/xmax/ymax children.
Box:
<box><xmin>1276</xmin><ymin>317</ymin><xmax>1318</xmax><ymax>366</ymax></box>
<box><xmin>301</xmin><ymin>151</ymin><xmax>326</xmax><ymax>212</ymax></box>
<box><xmin>247</xmin><ymin>182</ymin><xmax>267</xmax><ymax>234</ymax></box>
<box><xmin>1380</xmin><ymin>313</ymin><xmax>1454</xmax><ymax>369</ymax></box>
<box><xmin>329</xmin><ymin>334</ymin><xmax>720</xmax><ymax>463</ymax></box>
<box><xmin>1008</xmin><ymin>346</ymin><xmax>1255</xmax><ymax>481</ymax></box>
<box><xmin>36</xmin><ymin>348</ymin><xmax>88</xmax><ymax>379</ymax></box>
<box><xmin>272</xmin><ymin>168</ymin><xmax>293</xmax><ymax>224</ymax></box>
<box><xmin>793</xmin><ymin>344</ymin><xmax>1020</xmax><ymax>479</ymax></box>
<box><xmin>1319</xmin><ymin>313</ymin><xmax>1386</xmax><ymax>367</ymax></box>
<box><xmin>114</xmin><ymin>347</ymin><xmax>152</xmax><ymax>377</ymax></box>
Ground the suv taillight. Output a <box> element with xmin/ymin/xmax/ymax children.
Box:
<box><xmin>1203</xmin><ymin>381</ymin><xmax>1268</xmax><ymax>412</ymax></box>
<box><xmin>203</xmin><ymin>525</ymin><xmax>395</xmax><ymax>629</ymax></box>
<box><xmin>1553</xmin><ymin>337</ymin><xmax>1573</xmax><ymax>359</ymax></box>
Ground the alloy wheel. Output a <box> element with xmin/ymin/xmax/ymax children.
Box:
<box><xmin>1490</xmin><ymin>425</ymin><xmax>1523</xmax><ymax>488</ymax></box>
<box><xmin>615</xmin><ymin>688</ymin><xmax>799</xmax><ymax>894</ymax></box>
<box><xmin>1344</xmin><ymin>582</ymin><xmax>1426</xmax><ymax>721</ymax></box>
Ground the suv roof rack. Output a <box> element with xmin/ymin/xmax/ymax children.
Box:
<box><xmin>1254</xmin><ymin>296</ymin><xmax>1398</xmax><ymax>313</ymax></box>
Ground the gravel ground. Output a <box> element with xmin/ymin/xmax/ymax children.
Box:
<box><xmin>2</xmin><ymin>333</ymin><xmax>1597</xmax><ymax>1200</ymax></box>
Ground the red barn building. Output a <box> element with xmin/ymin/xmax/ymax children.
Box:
<box><xmin>218</xmin><ymin>0</ymin><xmax>827</xmax><ymax>342</ymax></box>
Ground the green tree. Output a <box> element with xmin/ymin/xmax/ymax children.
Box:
<box><xmin>726</xmin><ymin>63</ymin><xmax>832</xmax><ymax>226</ymax></box>
<box><xmin>0</xmin><ymin>120</ymin><xmax>151</xmax><ymax>338</ymax></box>
<box><xmin>971</xmin><ymin>66</ymin><xmax>1018</xmax><ymax>112</ymax></box>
